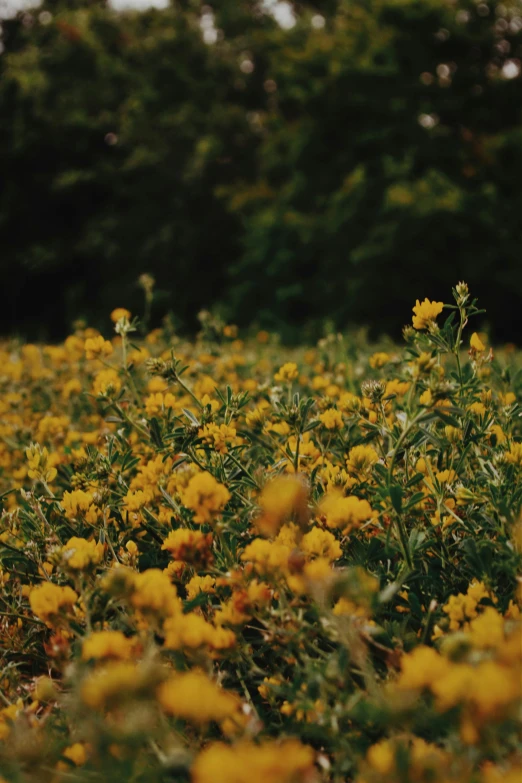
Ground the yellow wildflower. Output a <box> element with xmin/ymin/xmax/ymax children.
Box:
<box><xmin>274</xmin><ymin>362</ymin><xmax>298</xmax><ymax>383</ymax></box>
<box><xmin>60</xmin><ymin>743</ymin><xmax>88</xmax><ymax>767</ymax></box>
<box><xmin>318</xmin><ymin>408</ymin><xmax>344</xmax><ymax>430</ymax></box>
<box><xmin>93</xmin><ymin>368</ymin><xmax>121</xmax><ymax>396</ymax></box>
<box><xmin>84</xmin><ymin>335</ymin><xmax>113</xmax><ymax>361</ymax></box>
<box><xmin>412</xmin><ymin>298</ymin><xmax>444</xmax><ymax>330</ymax></box>
<box><xmin>470</xmin><ymin>332</ymin><xmax>486</xmax><ymax>352</ymax></box>
<box><xmin>25</xmin><ymin>443</ymin><xmax>57</xmax><ymax>483</ymax></box>
<box><xmin>369</xmin><ymin>352</ymin><xmax>390</xmax><ymax>369</ymax></box>
<box><xmin>82</xmin><ymin>631</ymin><xmax>134</xmax><ymax>661</ymax></box>
<box><xmin>157</xmin><ymin>671</ymin><xmax>239</xmax><ymax>723</ymax></box>
<box><xmin>61</xmin><ymin>537</ymin><xmax>104</xmax><ymax>570</ymax></box>
<box><xmin>162</xmin><ymin>529</ymin><xmax>213</xmax><ymax>566</ymax></box>
<box><xmin>130</xmin><ymin>569</ymin><xmax>181</xmax><ymax>617</ymax></box>
<box><xmin>191</xmin><ymin>739</ymin><xmax>315</xmax><ymax>783</ymax></box>
<box><xmin>198</xmin><ymin>423</ymin><xmax>241</xmax><ymax>454</ymax></box>
<box><xmin>346</xmin><ymin>444</ymin><xmax>379</xmax><ymax>476</ymax></box>
<box><xmin>110</xmin><ymin>308</ymin><xmax>131</xmax><ymax>323</ymax></box>
<box><xmin>396</xmin><ymin>645</ymin><xmax>451</xmax><ymax>691</ymax></box>
<box><xmin>320</xmin><ymin>491</ymin><xmax>373</xmax><ymax>533</ymax></box>
<box><xmin>185</xmin><ymin>574</ymin><xmax>216</xmax><ymax>600</ymax></box>
<box><xmin>301</xmin><ymin>526</ymin><xmax>342</xmax><ymax>561</ymax></box>
<box><xmin>505</xmin><ymin>442</ymin><xmax>522</xmax><ymax>468</ymax></box>
<box><xmin>62</xmin><ymin>489</ymin><xmax>98</xmax><ymax>524</ymax></box>
<box><xmin>180</xmin><ymin>471</ymin><xmax>231</xmax><ymax>524</ymax></box>
<box><xmin>81</xmin><ymin>662</ymin><xmax>149</xmax><ymax>710</ymax></box>
<box><xmin>29</xmin><ymin>583</ymin><xmax>78</xmax><ymax>625</ymax></box>
<box><xmin>255</xmin><ymin>475</ymin><xmax>309</xmax><ymax>536</ymax></box>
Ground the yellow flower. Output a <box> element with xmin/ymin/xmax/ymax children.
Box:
<box><xmin>161</xmin><ymin>529</ymin><xmax>213</xmax><ymax>565</ymax></box>
<box><xmin>470</xmin><ymin>332</ymin><xmax>486</xmax><ymax>351</ymax></box>
<box><xmin>163</xmin><ymin>612</ymin><xmax>215</xmax><ymax>649</ymax></box>
<box><xmin>470</xmin><ymin>661</ymin><xmax>520</xmax><ymax>715</ymax></box>
<box><xmin>60</xmin><ymin>743</ymin><xmax>88</xmax><ymax>767</ymax></box>
<box><xmin>84</xmin><ymin>335</ymin><xmax>113</xmax><ymax>361</ymax></box>
<box><xmin>81</xmin><ymin>662</ymin><xmax>149</xmax><ymax>710</ymax></box>
<box><xmin>255</xmin><ymin>475</ymin><xmax>309</xmax><ymax>536</ymax></box>
<box><xmin>180</xmin><ymin>471</ymin><xmax>231</xmax><ymax>524</ymax></box>
<box><xmin>412</xmin><ymin>298</ymin><xmax>444</xmax><ymax>330</ymax></box>
<box><xmin>82</xmin><ymin>631</ymin><xmax>134</xmax><ymax>661</ymax></box>
<box><xmin>62</xmin><ymin>378</ymin><xmax>82</xmax><ymax>400</ymax></box>
<box><xmin>157</xmin><ymin>671</ymin><xmax>239</xmax><ymax>723</ymax></box>
<box><xmin>385</xmin><ymin>379</ymin><xmax>410</xmax><ymax>397</ymax></box>
<box><xmin>241</xmin><ymin>538</ymin><xmax>291</xmax><ymax>574</ymax></box>
<box><xmin>318</xmin><ymin>408</ymin><xmax>344</xmax><ymax>430</ymax></box>
<box><xmin>301</xmin><ymin>526</ymin><xmax>342</xmax><ymax>561</ymax></box>
<box><xmin>130</xmin><ymin>569</ymin><xmax>181</xmax><ymax>617</ymax></box>
<box><xmin>29</xmin><ymin>583</ymin><xmax>78</xmax><ymax>625</ymax></box>
<box><xmin>332</xmin><ymin>597</ymin><xmax>367</xmax><ymax>617</ymax></box>
<box><xmin>320</xmin><ymin>491</ymin><xmax>373</xmax><ymax>533</ymax></box>
<box><xmin>93</xmin><ymin>368</ymin><xmax>121</xmax><ymax>396</ymax></box>
<box><xmin>61</xmin><ymin>537</ymin><xmax>104</xmax><ymax>570</ymax></box>
<box><xmin>0</xmin><ymin>703</ymin><xmax>22</xmax><ymax>741</ymax></box>
<box><xmin>346</xmin><ymin>444</ymin><xmax>379</xmax><ymax>476</ymax></box>
<box><xmin>468</xmin><ymin>607</ymin><xmax>504</xmax><ymax>649</ymax></box>
<box><xmin>338</xmin><ymin>392</ymin><xmax>360</xmax><ymax>413</ymax></box>
<box><xmin>366</xmin><ymin>739</ymin><xmax>395</xmax><ymax>774</ymax></box>
<box><xmin>430</xmin><ymin>663</ymin><xmax>474</xmax><ymax>709</ymax></box>
<box><xmin>110</xmin><ymin>308</ymin><xmax>131</xmax><ymax>323</ymax></box>
<box><xmin>123</xmin><ymin>489</ymin><xmax>150</xmax><ymax>513</ymax></box>
<box><xmin>369</xmin><ymin>352</ymin><xmax>390</xmax><ymax>369</ymax></box>
<box><xmin>62</xmin><ymin>489</ymin><xmax>98</xmax><ymax>524</ymax></box>
<box><xmin>198</xmin><ymin>423</ymin><xmax>241</xmax><ymax>454</ymax></box>
<box><xmin>443</xmin><ymin>592</ymin><xmax>479</xmax><ymax>630</ymax></box>
<box><xmin>499</xmin><ymin>391</ymin><xmax>516</xmax><ymax>406</ymax></box>
<box><xmin>185</xmin><ymin>574</ymin><xmax>216</xmax><ymax>600</ymax></box>
<box><xmin>419</xmin><ymin>389</ymin><xmax>432</xmax><ymax>406</ymax></box>
<box><xmin>286</xmin><ymin>557</ymin><xmax>333</xmax><ymax>595</ymax></box>
<box><xmin>505</xmin><ymin>442</ymin><xmax>522</xmax><ymax>468</ymax></box>
<box><xmin>396</xmin><ymin>645</ymin><xmax>451</xmax><ymax>690</ymax></box>
<box><xmin>489</xmin><ymin>424</ymin><xmax>506</xmax><ymax>445</ymax></box>
<box><xmin>25</xmin><ymin>443</ymin><xmax>57</xmax><ymax>483</ymax></box>
<box><xmin>191</xmin><ymin>739</ymin><xmax>315</xmax><ymax>783</ymax></box>
<box><xmin>274</xmin><ymin>362</ymin><xmax>298</xmax><ymax>383</ymax></box>
<box><xmin>468</xmin><ymin>401</ymin><xmax>486</xmax><ymax>416</ymax></box>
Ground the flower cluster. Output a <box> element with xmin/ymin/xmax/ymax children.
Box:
<box><xmin>0</xmin><ymin>285</ymin><xmax>520</xmax><ymax>782</ymax></box>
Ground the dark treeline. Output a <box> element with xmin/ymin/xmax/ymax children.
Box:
<box><xmin>1</xmin><ymin>0</ymin><xmax>522</xmax><ymax>341</ymax></box>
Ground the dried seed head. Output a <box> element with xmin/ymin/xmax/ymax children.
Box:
<box><xmin>361</xmin><ymin>379</ymin><xmax>386</xmax><ymax>403</ymax></box>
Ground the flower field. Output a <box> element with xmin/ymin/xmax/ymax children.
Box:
<box><xmin>0</xmin><ymin>283</ymin><xmax>520</xmax><ymax>782</ymax></box>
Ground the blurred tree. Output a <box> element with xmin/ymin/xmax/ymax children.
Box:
<box><xmin>0</xmin><ymin>0</ymin><xmax>521</xmax><ymax>340</ymax></box>
<box><xmin>221</xmin><ymin>0</ymin><xmax>522</xmax><ymax>339</ymax></box>
<box><xmin>0</xmin><ymin>0</ymin><xmax>259</xmax><ymax>336</ymax></box>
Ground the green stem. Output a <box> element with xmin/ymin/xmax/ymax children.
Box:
<box><xmin>293</xmin><ymin>430</ymin><xmax>301</xmax><ymax>474</ymax></box>
<box><xmin>226</xmin><ymin>451</ymin><xmax>259</xmax><ymax>489</ymax></box>
<box><xmin>393</xmin><ymin>511</ymin><xmax>413</xmax><ymax>570</ymax></box>
<box><xmin>454</xmin><ymin>307</ymin><xmax>467</xmax><ymax>399</ymax></box>
<box><xmin>0</xmin><ymin>611</ymin><xmax>45</xmax><ymax>627</ymax></box>
<box><xmin>178</xmin><ymin>377</ymin><xmax>203</xmax><ymax>410</ymax></box>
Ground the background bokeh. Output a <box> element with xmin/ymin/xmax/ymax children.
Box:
<box><xmin>1</xmin><ymin>0</ymin><xmax>522</xmax><ymax>342</ymax></box>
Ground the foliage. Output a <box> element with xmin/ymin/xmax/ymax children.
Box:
<box><xmin>1</xmin><ymin>0</ymin><xmax>522</xmax><ymax>339</ymax></box>
<box><xmin>0</xmin><ymin>283</ymin><xmax>520</xmax><ymax>781</ymax></box>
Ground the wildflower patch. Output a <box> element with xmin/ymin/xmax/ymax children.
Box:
<box><xmin>0</xmin><ymin>285</ymin><xmax>520</xmax><ymax>781</ymax></box>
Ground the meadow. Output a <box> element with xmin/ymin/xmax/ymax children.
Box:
<box><xmin>0</xmin><ymin>282</ymin><xmax>520</xmax><ymax>782</ymax></box>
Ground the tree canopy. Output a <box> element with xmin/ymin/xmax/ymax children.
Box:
<box><xmin>1</xmin><ymin>0</ymin><xmax>522</xmax><ymax>340</ymax></box>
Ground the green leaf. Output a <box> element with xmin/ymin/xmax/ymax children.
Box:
<box><xmin>149</xmin><ymin>417</ymin><xmax>163</xmax><ymax>449</ymax></box>
<box><xmin>389</xmin><ymin>484</ymin><xmax>403</xmax><ymax>514</ymax></box>
<box><xmin>183</xmin><ymin>409</ymin><xmax>200</xmax><ymax>426</ymax></box>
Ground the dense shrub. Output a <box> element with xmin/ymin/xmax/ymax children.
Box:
<box><xmin>1</xmin><ymin>0</ymin><xmax>522</xmax><ymax>339</ymax></box>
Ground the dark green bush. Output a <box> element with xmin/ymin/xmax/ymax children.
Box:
<box><xmin>1</xmin><ymin>0</ymin><xmax>522</xmax><ymax>340</ymax></box>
